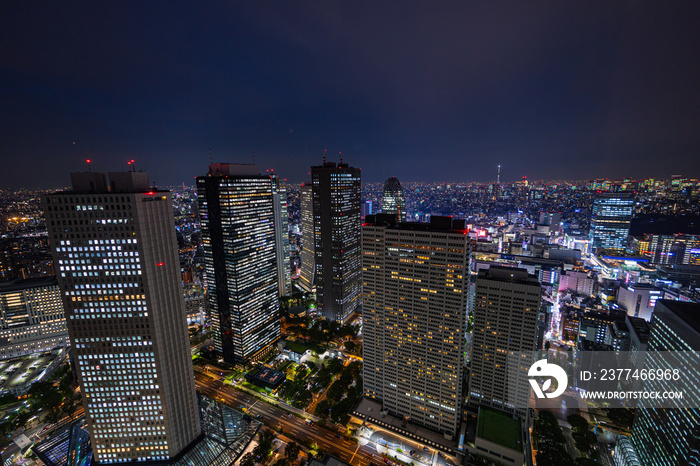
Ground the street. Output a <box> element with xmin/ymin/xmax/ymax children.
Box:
<box><xmin>195</xmin><ymin>373</ymin><xmax>375</xmax><ymax>466</ymax></box>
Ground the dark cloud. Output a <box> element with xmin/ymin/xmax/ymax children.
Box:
<box><xmin>1</xmin><ymin>2</ymin><xmax>699</xmax><ymax>188</ymax></box>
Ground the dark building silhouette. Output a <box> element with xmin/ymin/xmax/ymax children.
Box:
<box><xmin>310</xmin><ymin>161</ymin><xmax>361</xmax><ymax>322</ymax></box>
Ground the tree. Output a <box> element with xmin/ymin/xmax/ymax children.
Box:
<box><xmin>544</xmin><ymin>341</ymin><xmax>551</xmax><ymax>351</ymax></box>
<box><xmin>344</xmin><ymin>341</ymin><xmax>356</xmax><ymax>352</ymax></box>
<box><xmin>253</xmin><ymin>428</ymin><xmax>276</xmax><ymax>460</ymax></box>
<box><xmin>240</xmin><ymin>452</ymin><xmax>256</xmax><ymax>466</ymax></box>
<box><xmin>285</xmin><ymin>441</ymin><xmax>301</xmax><ymax>463</ymax></box>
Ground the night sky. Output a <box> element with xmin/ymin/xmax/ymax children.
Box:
<box><xmin>2</xmin><ymin>2</ymin><xmax>700</xmax><ymax>189</ymax></box>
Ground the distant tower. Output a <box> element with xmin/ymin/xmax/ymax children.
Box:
<box><xmin>381</xmin><ymin>177</ymin><xmax>406</xmax><ymax>223</ymax></box>
<box><xmin>589</xmin><ymin>192</ymin><xmax>635</xmax><ymax>253</ymax></box>
<box><xmin>497</xmin><ymin>164</ymin><xmax>501</xmax><ymax>184</ymax></box>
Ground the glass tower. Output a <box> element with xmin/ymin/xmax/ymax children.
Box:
<box><xmin>43</xmin><ymin>171</ymin><xmax>201</xmax><ymax>463</ymax></box>
<box><xmin>299</xmin><ymin>183</ymin><xmax>315</xmax><ymax>292</ymax></box>
<box><xmin>381</xmin><ymin>176</ymin><xmax>406</xmax><ymax>223</ymax></box>
<box><xmin>589</xmin><ymin>192</ymin><xmax>635</xmax><ymax>253</ymax></box>
<box><xmin>196</xmin><ymin>164</ymin><xmax>281</xmax><ymax>364</ymax></box>
<box><xmin>631</xmin><ymin>300</ymin><xmax>700</xmax><ymax>465</ymax></box>
<box><xmin>311</xmin><ymin>162</ymin><xmax>361</xmax><ymax>322</ymax></box>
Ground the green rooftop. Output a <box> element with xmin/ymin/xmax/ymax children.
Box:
<box><xmin>476</xmin><ymin>407</ymin><xmax>522</xmax><ymax>452</ymax></box>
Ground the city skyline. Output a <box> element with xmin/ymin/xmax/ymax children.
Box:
<box><xmin>2</xmin><ymin>3</ymin><xmax>700</xmax><ymax>189</ymax></box>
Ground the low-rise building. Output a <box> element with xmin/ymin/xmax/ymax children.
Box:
<box><xmin>0</xmin><ymin>276</ymin><xmax>68</xmax><ymax>360</ymax></box>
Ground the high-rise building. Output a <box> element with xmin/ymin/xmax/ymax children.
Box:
<box><xmin>362</xmin><ymin>214</ymin><xmax>469</xmax><ymax>436</ymax></box>
<box><xmin>360</xmin><ymin>200</ymin><xmax>373</xmax><ymax>219</ymax></box>
<box><xmin>299</xmin><ymin>183</ymin><xmax>315</xmax><ymax>292</ymax></box>
<box><xmin>0</xmin><ymin>276</ymin><xmax>67</xmax><ymax>360</ymax></box>
<box><xmin>273</xmin><ymin>180</ymin><xmax>291</xmax><ymax>296</ymax></box>
<box><xmin>196</xmin><ymin>163</ymin><xmax>281</xmax><ymax>364</ymax></box>
<box><xmin>311</xmin><ymin>161</ymin><xmax>361</xmax><ymax>322</ymax></box>
<box><xmin>381</xmin><ymin>176</ymin><xmax>406</xmax><ymax>223</ymax></box>
<box><xmin>43</xmin><ymin>171</ymin><xmax>201</xmax><ymax>463</ymax></box>
<box><xmin>469</xmin><ymin>266</ymin><xmax>540</xmax><ymax>417</ymax></box>
<box><xmin>633</xmin><ymin>233</ymin><xmax>700</xmax><ymax>266</ymax></box>
<box><xmin>631</xmin><ymin>300</ymin><xmax>700</xmax><ymax>465</ymax></box>
<box><xmin>589</xmin><ymin>192</ymin><xmax>635</xmax><ymax>253</ymax></box>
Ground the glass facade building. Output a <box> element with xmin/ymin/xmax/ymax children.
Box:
<box><xmin>589</xmin><ymin>192</ymin><xmax>635</xmax><ymax>253</ymax></box>
<box><xmin>631</xmin><ymin>300</ymin><xmax>700</xmax><ymax>465</ymax></box>
<box><xmin>299</xmin><ymin>183</ymin><xmax>315</xmax><ymax>292</ymax></box>
<box><xmin>43</xmin><ymin>171</ymin><xmax>201</xmax><ymax>463</ymax></box>
<box><xmin>381</xmin><ymin>176</ymin><xmax>406</xmax><ymax>223</ymax></box>
<box><xmin>196</xmin><ymin>164</ymin><xmax>281</xmax><ymax>364</ymax></box>
<box><xmin>311</xmin><ymin>162</ymin><xmax>361</xmax><ymax>322</ymax></box>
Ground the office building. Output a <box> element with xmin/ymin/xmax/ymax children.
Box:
<box><xmin>469</xmin><ymin>266</ymin><xmax>540</xmax><ymax>417</ymax></box>
<box><xmin>43</xmin><ymin>171</ymin><xmax>201</xmax><ymax>463</ymax></box>
<box><xmin>197</xmin><ymin>163</ymin><xmax>281</xmax><ymax>364</ymax></box>
<box><xmin>589</xmin><ymin>192</ymin><xmax>634</xmax><ymax>253</ymax></box>
<box><xmin>631</xmin><ymin>300</ymin><xmax>700</xmax><ymax>465</ymax></box>
<box><xmin>617</xmin><ymin>283</ymin><xmax>662</xmax><ymax>321</ymax></box>
<box><xmin>362</xmin><ymin>215</ymin><xmax>469</xmax><ymax>436</ymax></box>
<box><xmin>381</xmin><ymin>176</ymin><xmax>406</xmax><ymax>223</ymax></box>
<box><xmin>633</xmin><ymin>233</ymin><xmax>700</xmax><ymax>266</ymax></box>
<box><xmin>273</xmin><ymin>179</ymin><xmax>291</xmax><ymax>296</ymax></box>
<box><xmin>311</xmin><ymin>161</ymin><xmax>361</xmax><ymax>322</ymax></box>
<box><xmin>0</xmin><ymin>276</ymin><xmax>67</xmax><ymax>360</ymax></box>
<box><xmin>558</xmin><ymin>270</ymin><xmax>594</xmax><ymax>296</ymax></box>
<box><xmin>360</xmin><ymin>200</ymin><xmax>373</xmax><ymax>219</ymax></box>
<box><xmin>299</xmin><ymin>183</ymin><xmax>315</xmax><ymax>292</ymax></box>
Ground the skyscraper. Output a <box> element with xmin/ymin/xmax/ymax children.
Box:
<box><xmin>311</xmin><ymin>161</ymin><xmax>361</xmax><ymax>322</ymax></box>
<box><xmin>589</xmin><ymin>192</ymin><xmax>635</xmax><ymax>253</ymax></box>
<box><xmin>273</xmin><ymin>179</ymin><xmax>291</xmax><ymax>297</ymax></box>
<box><xmin>469</xmin><ymin>266</ymin><xmax>540</xmax><ymax>417</ymax></box>
<box><xmin>196</xmin><ymin>163</ymin><xmax>281</xmax><ymax>364</ymax></box>
<box><xmin>299</xmin><ymin>183</ymin><xmax>315</xmax><ymax>292</ymax></box>
<box><xmin>362</xmin><ymin>215</ymin><xmax>469</xmax><ymax>436</ymax></box>
<box><xmin>381</xmin><ymin>176</ymin><xmax>406</xmax><ymax>223</ymax></box>
<box><xmin>631</xmin><ymin>300</ymin><xmax>700</xmax><ymax>465</ymax></box>
<box><xmin>43</xmin><ymin>171</ymin><xmax>201</xmax><ymax>463</ymax></box>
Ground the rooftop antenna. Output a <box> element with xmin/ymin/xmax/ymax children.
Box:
<box><xmin>323</xmin><ymin>149</ymin><xmax>327</xmax><ymax>164</ymax></box>
<box><xmin>130</xmin><ymin>159</ymin><xmax>136</xmax><ymax>172</ymax></box>
<box><xmin>497</xmin><ymin>164</ymin><xmax>501</xmax><ymax>184</ymax></box>
<box><xmin>339</xmin><ymin>151</ymin><xmax>343</xmax><ymax>164</ymax></box>
<box><xmin>86</xmin><ymin>159</ymin><xmax>92</xmax><ymax>173</ymax></box>
<box><xmin>209</xmin><ymin>147</ymin><xmax>212</xmax><ymax>166</ymax></box>
<box><xmin>252</xmin><ymin>150</ymin><xmax>256</xmax><ymax>165</ymax></box>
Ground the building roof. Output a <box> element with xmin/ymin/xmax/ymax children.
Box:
<box><xmin>363</xmin><ymin>214</ymin><xmax>467</xmax><ymax>233</ymax></box>
<box><xmin>0</xmin><ymin>275</ymin><xmax>58</xmax><ymax>293</ymax></box>
<box><xmin>476</xmin><ymin>407</ymin><xmax>521</xmax><ymax>452</ymax></box>
<box><xmin>477</xmin><ymin>265</ymin><xmax>540</xmax><ymax>286</ymax></box>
